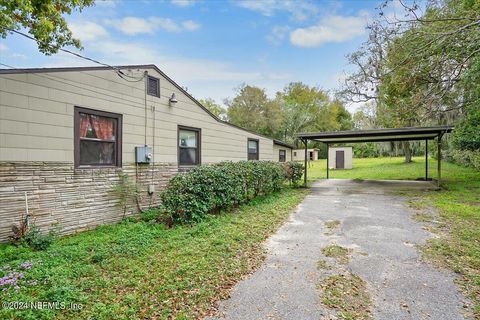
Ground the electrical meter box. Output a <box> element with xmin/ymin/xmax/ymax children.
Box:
<box><xmin>135</xmin><ymin>146</ymin><xmax>152</xmax><ymax>164</ymax></box>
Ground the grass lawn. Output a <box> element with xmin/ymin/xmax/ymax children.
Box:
<box><xmin>0</xmin><ymin>187</ymin><xmax>308</xmax><ymax>320</ymax></box>
<box><xmin>307</xmin><ymin>156</ymin><xmax>445</xmax><ymax>181</ymax></box>
<box><xmin>309</xmin><ymin>156</ymin><xmax>480</xmax><ymax>317</ymax></box>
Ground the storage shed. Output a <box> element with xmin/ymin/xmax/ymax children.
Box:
<box><xmin>328</xmin><ymin>147</ymin><xmax>353</xmax><ymax>169</ymax></box>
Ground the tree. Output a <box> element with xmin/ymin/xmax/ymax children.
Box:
<box><xmin>340</xmin><ymin>0</ymin><xmax>480</xmax><ymax>162</ymax></box>
<box><xmin>226</xmin><ymin>84</ymin><xmax>283</xmax><ymax>139</ymax></box>
<box><xmin>453</xmin><ymin>106</ymin><xmax>480</xmax><ymax>151</ymax></box>
<box><xmin>353</xmin><ymin>103</ymin><xmax>377</xmax><ymax>129</ymax></box>
<box><xmin>277</xmin><ymin>82</ymin><xmax>329</xmax><ymax>144</ymax></box>
<box><xmin>453</xmin><ymin>56</ymin><xmax>480</xmax><ymax>151</ymax></box>
<box><xmin>330</xmin><ymin>99</ymin><xmax>353</xmax><ymax>131</ymax></box>
<box><xmin>224</xmin><ymin>83</ymin><xmax>352</xmax><ymax>146</ymax></box>
<box><xmin>339</xmin><ymin>19</ymin><xmax>393</xmax><ymax>105</ymax></box>
<box><xmin>278</xmin><ymin>82</ymin><xmax>352</xmax><ymax>145</ymax></box>
<box><xmin>0</xmin><ymin>0</ymin><xmax>94</xmax><ymax>55</ymax></box>
<box><xmin>198</xmin><ymin>98</ymin><xmax>227</xmax><ymax>120</ymax></box>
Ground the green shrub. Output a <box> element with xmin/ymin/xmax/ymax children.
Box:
<box><xmin>111</xmin><ymin>173</ymin><xmax>140</xmax><ymax>217</ymax></box>
<box><xmin>284</xmin><ymin>161</ymin><xmax>304</xmax><ymax>186</ymax></box>
<box><xmin>160</xmin><ymin>161</ymin><xmax>286</xmax><ymax>224</ymax></box>
<box><xmin>20</xmin><ymin>225</ymin><xmax>58</xmax><ymax>251</ymax></box>
<box><xmin>449</xmin><ymin>149</ymin><xmax>480</xmax><ymax>170</ymax></box>
<box><xmin>453</xmin><ymin>113</ymin><xmax>480</xmax><ymax>151</ymax></box>
<box><xmin>353</xmin><ymin>143</ymin><xmax>380</xmax><ymax>158</ymax></box>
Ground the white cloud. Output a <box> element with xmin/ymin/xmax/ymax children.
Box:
<box><xmin>290</xmin><ymin>14</ymin><xmax>367</xmax><ymax>48</ymax></box>
<box><xmin>106</xmin><ymin>16</ymin><xmax>200</xmax><ymax>35</ymax></box>
<box><xmin>182</xmin><ymin>20</ymin><xmax>201</xmax><ymax>31</ymax></box>
<box><xmin>237</xmin><ymin>0</ymin><xmax>276</xmax><ymax>16</ymax></box>
<box><xmin>0</xmin><ymin>43</ymin><xmax>28</xmax><ymax>61</ymax></box>
<box><xmin>171</xmin><ymin>0</ymin><xmax>196</xmax><ymax>7</ymax></box>
<box><xmin>266</xmin><ymin>25</ymin><xmax>290</xmax><ymax>45</ymax></box>
<box><xmin>87</xmin><ymin>40</ymin><xmax>257</xmax><ymax>81</ymax></box>
<box><xmin>10</xmin><ymin>53</ymin><xmax>27</xmax><ymax>59</ymax></box>
<box><xmin>150</xmin><ymin>17</ymin><xmax>182</xmax><ymax>33</ymax></box>
<box><xmin>95</xmin><ymin>0</ymin><xmax>117</xmax><ymax>7</ymax></box>
<box><xmin>236</xmin><ymin>0</ymin><xmax>318</xmax><ymax>22</ymax></box>
<box><xmin>107</xmin><ymin>17</ymin><xmax>155</xmax><ymax>35</ymax></box>
<box><xmin>65</xmin><ymin>38</ymin><xmax>289</xmax><ymax>87</ymax></box>
<box><xmin>70</xmin><ymin>21</ymin><xmax>109</xmax><ymax>42</ymax></box>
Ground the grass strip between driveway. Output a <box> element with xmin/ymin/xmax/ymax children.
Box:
<box><xmin>319</xmin><ymin>272</ymin><xmax>372</xmax><ymax>320</ymax></box>
<box><xmin>0</xmin><ymin>187</ymin><xmax>308</xmax><ymax>320</ymax></box>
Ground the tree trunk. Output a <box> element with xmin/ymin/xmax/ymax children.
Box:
<box><xmin>403</xmin><ymin>141</ymin><xmax>412</xmax><ymax>163</ymax></box>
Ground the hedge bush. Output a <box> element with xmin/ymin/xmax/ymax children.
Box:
<box><xmin>160</xmin><ymin>161</ymin><xmax>288</xmax><ymax>224</ymax></box>
<box><xmin>449</xmin><ymin>149</ymin><xmax>480</xmax><ymax>170</ymax></box>
<box><xmin>284</xmin><ymin>161</ymin><xmax>304</xmax><ymax>186</ymax></box>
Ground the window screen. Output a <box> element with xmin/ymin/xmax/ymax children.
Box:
<box><xmin>247</xmin><ymin>139</ymin><xmax>259</xmax><ymax>160</ymax></box>
<box><xmin>179</xmin><ymin>127</ymin><xmax>200</xmax><ymax>166</ymax></box>
<box><xmin>279</xmin><ymin>149</ymin><xmax>286</xmax><ymax>162</ymax></box>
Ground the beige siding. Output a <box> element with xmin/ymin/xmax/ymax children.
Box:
<box><xmin>292</xmin><ymin>149</ymin><xmax>318</xmax><ymax>161</ymax></box>
<box><xmin>273</xmin><ymin>144</ymin><xmax>292</xmax><ymax>162</ymax></box>
<box><xmin>0</xmin><ymin>67</ymin><xmax>274</xmax><ymax>163</ymax></box>
<box><xmin>328</xmin><ymin>147</ymin><xmax>353</xmax><ymax>169</ymax></box>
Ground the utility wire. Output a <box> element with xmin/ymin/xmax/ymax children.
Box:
<box><xmin>1</xmin><ymin>27</ymin><xmax>145</xmax><ymax>82</ymax></box>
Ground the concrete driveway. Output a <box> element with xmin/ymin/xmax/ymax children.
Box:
<box><xmin>208</xmin><ymin>179</ymin><xmax>469</xmax><ymax>320</ymax></box>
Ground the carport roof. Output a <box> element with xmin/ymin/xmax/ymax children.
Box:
<box><xmin>297</xmin><ymin>126</ymin><xmax>453</xmax><ymax>143</ymax></box>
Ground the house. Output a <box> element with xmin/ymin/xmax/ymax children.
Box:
<box><xmin>328</xmin><ymin>147</ymin><xmax>353</xmax><ymax>169</ymax></box>
<box><xmin>0</xmin><ymin>64</ymin><xmax>294</xmax><ymax>242</ymax></box>
<box><xmin>292</xmin><ymin>148</ymin><xmax>319</xmax><ymax>161</ymax></box>
<box><xmin>273</xmin><ymin>140</ymin><xmax>293</xmax><ymax>163</ymax></box>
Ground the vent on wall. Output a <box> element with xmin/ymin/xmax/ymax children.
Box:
<box><xmin>147</xmin><ymin>76</ymin><xmax>160</xmax><ymax>97</ymax></box>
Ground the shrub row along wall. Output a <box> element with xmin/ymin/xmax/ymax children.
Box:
<box><xmin>0</xmin><ymin>161</ymin><xmax>302</xmax><ymax>242</ymax></box>
<box><xmin>161</xmin><ymin>161</ymin><xmax>302</xmax><ymax>223</ymax></box>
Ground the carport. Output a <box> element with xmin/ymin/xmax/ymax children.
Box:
<box><xmin>297</xmin><ymin>126</ymin><xmax>453</xmax><ymax>187</ymax></box>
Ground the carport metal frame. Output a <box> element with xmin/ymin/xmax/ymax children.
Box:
<box><xmin>297</xmin><ymin>126</ymin><xmax>453</xmax><ymax>188</ymax></box>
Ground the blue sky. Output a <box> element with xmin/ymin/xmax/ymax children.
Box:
<box><xmin>0</xmin><ymin>0</ymin><xmax>393</xmax><ymax>111</ymax></box>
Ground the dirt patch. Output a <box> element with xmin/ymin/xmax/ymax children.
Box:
<box><xmin>324</xmin><ymin>220</ymin><xmax>341</xmax><ymax>235</ymax></box>
<box><xmin>322</xmin><ymin>244</ymin><xmax>351</xmax><ymax>264</ymax></box>
<box><xmin>319</xmin><ymin>272</ymin><xmax>372</xmax><ymax>320</ymax></box>
<box><xmin>317</xmin><ymin>259</ymin><xmax>333</xmax><ymax>271</ymax></box>
<box><xmin>413</xmin><ymin>212</ymin><xmax>435</xmax><ymax>223</ymax></box>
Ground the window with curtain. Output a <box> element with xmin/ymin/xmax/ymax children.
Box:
<box><xmin>74</xmin><ymin>107</ymin><xmax>122</xmax><ymax>168</ymax></box>
<box><xmin>178</xmin><ymin>126</ymin><xmax>200</xmax><ymax>166</ymax></box>
<box><xmin>279</xmin><ymin>149</ymin><xmax>286</xmax><ymax>162</ymax></box>
<box><xmin>248</xmin><ymin>139</ymin><xmax>259</xmax><ymax>160</ymax></box>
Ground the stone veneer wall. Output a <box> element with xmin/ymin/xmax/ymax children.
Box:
<box><xmin>0</xmin><ymin>162</ymin><xmax>178</xmax><ymax>242</ymax></box>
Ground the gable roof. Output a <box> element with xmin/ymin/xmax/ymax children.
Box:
<box><xmin>273</xmin><ymin>139</ymin><xmax>294</xmax><ymax>149</ymax></box>
<box><xmin>0</xmin><ymin>64</ymin><xmax>292</xmax><ymax>148</ymax></box>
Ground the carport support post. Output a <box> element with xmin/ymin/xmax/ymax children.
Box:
<box><xmin>425</xmin><ymin>139</ymin><xmax>428</xmax><ymax>180</ymax></box>
<box><xmin>326</xmin><ymin>143</ymin><xmax>329</xmax><ymax>179</ymax></box>
<box><xmin>437</xmin><ymin>134</ymin><xmax>443</xmax><ymax>188</ymax></box>
<box><xmin>303</xmin><ymin>138</ymin><xmax>308</xmax><ymax>187</ymax></box>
